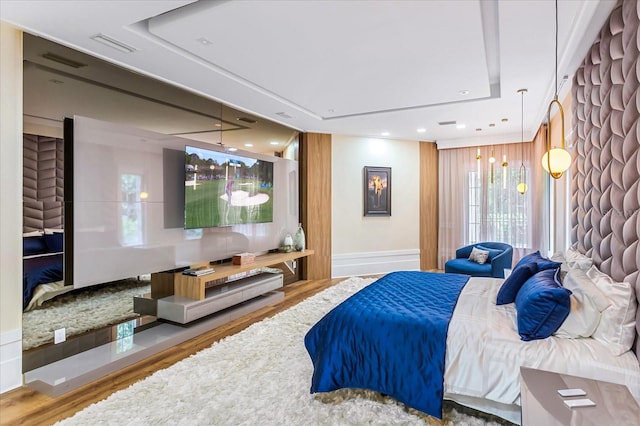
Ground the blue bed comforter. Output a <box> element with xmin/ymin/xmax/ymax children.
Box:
<box><xmin>23</xmin><ymin>253</ymin><xmax>63</xmax><ymax>309</ymax></box>
<box><xmin>304</xmin><ymin>271</ymin><xmax>469</xmax><ymax>418</ymax></box>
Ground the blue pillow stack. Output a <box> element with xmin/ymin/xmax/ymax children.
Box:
<box><xmin>496</xmin><ymin>251</ymin><xmax>561</xmax><ymax>305</ymax></box>
<box><xmin>495</xmin><ymin>251</ymin><xmax>570</xmax><ymax>341</ymax></box>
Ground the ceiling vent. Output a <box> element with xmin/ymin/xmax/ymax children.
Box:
<box><xmin>237</xmin><ymin>117</ymin><xmax>257</xmax><ymax>124</ymax></box>
<box><xmin>41</xmin><ymin>53</ymin><xmax>87</xmax><ymax>69</ymax></box>
<box><xmin>90</xmin><ymin>34</ymin><xmax>137</xmax><ymax>53</ymax></box>
<box><xmin>438</xmin><ymin>120</ymin><xmax>457</xmax><ymax>126</ymax></box>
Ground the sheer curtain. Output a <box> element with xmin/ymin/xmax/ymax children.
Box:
<box><xmin>438</xmin><ymin>137</ymin><xmax>548</xmax><ymax>269</ymax></box>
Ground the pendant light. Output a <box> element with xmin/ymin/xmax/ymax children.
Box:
<box><xmin>541</xmin><ymin>0</ymin><xmax>571</xmax><ymax>178</ymax></box>
<box><xmin>502</xmin><ymin>152</ymin><xmax>508</xmax><ymax>189</ymax></box>
<box><xmin>488</xmin><ymin>148</ymin><xmax>495</xmax><ymax>184</ymax></box>
<box><xmin>517</xmin><ymin>88</ymin><xmax>528</xmax><ymax>195</ymax></box>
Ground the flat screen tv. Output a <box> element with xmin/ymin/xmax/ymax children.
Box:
<box><xmin>184</xmin><ymin>145</ymin><xmax>274</xmax><ymax>229</ymax></box>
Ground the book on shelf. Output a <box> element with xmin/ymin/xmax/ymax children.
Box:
<box><xmin>182</xmin><ymin>266</ymin><xmax>215</xmax><ymax>276</ymax></box>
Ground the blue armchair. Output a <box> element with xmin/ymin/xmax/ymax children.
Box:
<box><xmin>444</xmin><ymin>242</ymin><xmax>513</xmax><ymax>278</ymax></box>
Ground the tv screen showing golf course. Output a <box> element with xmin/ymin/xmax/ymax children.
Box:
<box><xmin>184</xmin><ymin>145</ymin><xmax>274</xmax><ymax>229</ymax></box>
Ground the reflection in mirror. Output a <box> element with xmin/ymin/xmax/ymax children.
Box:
<box><xmin>21</xmin><ymin>33</ymin><xmax>299</xmax><ymax>366</ymax></box>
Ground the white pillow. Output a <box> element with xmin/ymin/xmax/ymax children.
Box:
<box><xmin>587</xmin><ymin>265</ymin><xmax>637</xmax><ymax>355</ymax></box>
<box><xmin>23</xmin><ymin>230</ymin><xmax>43</xmax><ymax>237</ymax></box>
<box><xmin>564</xmin><ymin>247</ymin><xmax>593</xmax><ymax>271</ymax></box>
<box><xmin>469</xmin><ymin>247</ymin><xmax>489</xmax><ymax>265</ymax></box>
<box><xmin>44</xmin><ymin>228</ymin><xmax>64</xmax><ymax>234</ymax></box>
<box><xmin>554</xmin><ymin>268</ymin><xmax>610</xmax><ymax>339</ymax></box>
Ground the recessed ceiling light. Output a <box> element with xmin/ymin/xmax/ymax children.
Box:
<box><xmin>227</xmin><ymin>147</ymin><xmax>238</xmax><ymax>152</ymax></box>
<box><xmin>270</xmin><ymin>141</ymin><xmax>280</xmax><ymax>145</ymax></box>
<box><xmin>244</xmin><ymin>143</ymin><xmax>254</xmax><ymax>147</ymax></box>
<box><xmin>381</xmin><ymin>132</ymin><xmax>390</xmax><ymax>136</ymax></box>
<box><xmin>489</xmin><ymin>123</ymin><xmax>496</xmax><ymax>127</ymax></box>
<box><xmin>416</xmin><ymin>128</ymin><xmax>426</xmax><ymax>133</ymax></box>
<box><xmin>215</xmin><ymin>123</ymin><xmax>221</xmax><ymax>127</ymax></box>
<box><xmin>197</xmin><ymin>37</ymin><xmax>213</xmax><ymax>45</ymax></box>
<box><xmin>501</xmin><ymin>118</ymin><xmax>508</xmax><ymax>122</ymax></box>
<box><xmin>476</xmin><ymin>128</ymin><xmax>482</xmax><ymax>131</ymax></box>
<box><xmin>459</xmin><ymin>90</ymin><xmax>470</xmax><ymax>95</ymax></box>
<box><xmin>456</xmin><ymin>124</ymin><xmax>466</xmax><ymax>129</ymax></box>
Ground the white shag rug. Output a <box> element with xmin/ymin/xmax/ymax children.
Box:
<box><xmin>23</xmin><ymin>278</ymin><xmax>151</xmax><ymax>350</ymax></box>
<box><xmin>57</xmin><ymin>277</ymin><xmax>512</xmax><ymax>426</ymax></box>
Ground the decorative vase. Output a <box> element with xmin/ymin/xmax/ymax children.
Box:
<box><xmin>283</xmin><ymin>234</ymin><xmax>293</xmax><ymax>252</ymax></box>
<box><xmin>294</xmin><ymin>223</ymin><xmax>306</xmax><ymax>251</ymax></box>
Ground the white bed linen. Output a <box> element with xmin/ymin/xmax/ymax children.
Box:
<box><xmin>444</xmin><ymin>277</ymin><xmax>640</xmax><ymax>423</ymax></box>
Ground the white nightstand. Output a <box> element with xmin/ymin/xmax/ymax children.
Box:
<box><xmin>520</xmin><ymin>367</ymin><xmax>640</xmax><ymax>426</ymax></box>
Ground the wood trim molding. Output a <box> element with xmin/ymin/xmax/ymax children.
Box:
<box><xmin>419</xmin><ymin>141</ymin><xmax>438</xmax><ymax>270</ymax></box>
<box><xmin>299</xmin><ymin>133</ymin><xmax>331</xmax><ymax>279</ymax></box>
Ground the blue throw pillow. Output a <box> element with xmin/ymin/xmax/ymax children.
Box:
<box><xmin>515</xmin><ymin>250</ymin><xmax>559</xmax><ymax>270</ymax></box>
<box><xmin>23</xmin><ymin>236</ymin><xmax>48</xmax><ymax>256</ymax></box>
<box><xmin>496</xmin><ymin>262</ymin><xmax>538</xmax><ymax>305</ymax></box>
<box><xmin>515</xmin><ymin>268</ymin><xmax>571</xmax><ymax>341</ymax></box>
<box><xmin>497</xmin><ymin>251</ymin><xmax>562</xmax><ymax>305</ymax></box>
<box><xmin>475</xmin><ymin>245</ymin><xmax>503</xmax><ymax>263</ymax></box>
<box><xmin>44</xmin><ymin>232</ymin><xmax>64</xmax><ymax>253</ymax></box>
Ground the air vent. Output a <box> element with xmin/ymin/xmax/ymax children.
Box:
<box><xmin>41</xmin><ymin>53</ymin><xmax>87</xmax><ymax>69</ymax></box>
<box><xmin>237</xmin><ymin>117</ymin><xmax>257</xmax><ymax>124</ymax></box>
<box><xmin>438</xmin><ymin>120</ymin><xmax>457</xmax><ymax>126</ymax></box>
<box><xmin>90</xmin><ymin>34</ymin><xmax>136</xmax><ymax>53</ymax></box>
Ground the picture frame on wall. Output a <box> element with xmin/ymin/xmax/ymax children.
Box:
<box><xmin>363</xmin><ymin>166</ymin><xmax>391</xmax><ymax>216</ymax></box>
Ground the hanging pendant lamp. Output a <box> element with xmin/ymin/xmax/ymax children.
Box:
<box><xmin>517</xmin><ymin>89</ymin><xmax>528</xmax><ymax>195</ymax></box>
<box><xmin>541</xmin><ymin>0</ymin><xmax>571</xmax><ymax>179</ymax></box>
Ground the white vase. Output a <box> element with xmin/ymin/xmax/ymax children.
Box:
<box><xmin>294</xmin><ymin>223</ymin><xmax>306</xmax><ymax>251</ymax></box>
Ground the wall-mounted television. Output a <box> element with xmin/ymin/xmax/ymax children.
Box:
<box><xmin>184</xmin><ymin>146</ymin><xmax>274</xmax><ymax>229</ymax></box>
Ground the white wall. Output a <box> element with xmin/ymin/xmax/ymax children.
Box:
<box><xmin>0</xmin><ymin>22</ymin><xmax>24</xmax><ymax>393</ymax></box>
<box><xmin>331</xmin><ymin>135</ymin><xmax>420</xmax><ymax>277</ymax></box>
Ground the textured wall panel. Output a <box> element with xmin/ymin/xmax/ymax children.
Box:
<box><xmin>572</xmin><ymin>0</ymin><xmax>639</xmax><ymax>290</ymax></box>
<box><xmin>22</xmin><ymin>134</ymin><xmax>64</xmax><ymax>232</ymax></box>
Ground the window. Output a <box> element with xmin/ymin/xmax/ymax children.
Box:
<box><xmin>120</xmin><ymin>174</ymin><xmax>144</xmax><ymax>246</ymax></box>
<box><xmin>467</xmin><ymin>166</ymin><xmax>531</xmax><ymax>249</ymax></box>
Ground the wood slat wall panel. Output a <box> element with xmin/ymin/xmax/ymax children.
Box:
<box><xmin>419</xmin><ymin>142</ymin><xmax>439</xmax><ymax>270</ymax></box>
<box><xmin>299</xmin><ymin>133</ymin><xmax>332</xmax><ymax>280</ymax></box>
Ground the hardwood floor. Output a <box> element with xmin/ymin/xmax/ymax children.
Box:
<box><xmin>0</xmin><ymin>278</ymin><xmax>344</xmax><ymax>426</ymax></box>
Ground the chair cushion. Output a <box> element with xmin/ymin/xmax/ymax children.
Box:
<box><xmin>445</xmin><ymin>258</ymin><xmax>492</xmax><ymax>277</ymax></box>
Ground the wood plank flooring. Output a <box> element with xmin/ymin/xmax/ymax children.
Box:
<box><xmin>0</xmin><ymin>278</ymin><xmax>344</xmax><ymax>426</ymax></box>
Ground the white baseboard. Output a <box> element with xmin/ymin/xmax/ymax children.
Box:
<box><xmin>1</xmin><ymin>329</ymin><xmax>22</xmax><ymax>394</ymax></box>
<box><xmin>332</xmin><ymin>249</ymin><xmax>420</xmax><ymax>278</ymax></box>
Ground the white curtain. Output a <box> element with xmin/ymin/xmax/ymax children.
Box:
<box><xmin>438</xmin><ymin>137</ymin><xmax>548</xmax><ymax>269</ymax></box>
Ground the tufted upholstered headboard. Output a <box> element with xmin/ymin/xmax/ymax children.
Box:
<box><xmin>23</xmin><ymin>134</ymin><xmax>64</xmax><ymax>232</ymax></box>
<box><xmin>571</xmin><ymin>0</ymin><xmax>639</xmax><ymax>356</ymax></box>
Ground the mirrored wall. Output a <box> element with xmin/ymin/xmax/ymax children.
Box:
<box><xmin>22</xmin><ymin>33</ymin><xmax>300</xmax><ymax>361</ymax></box>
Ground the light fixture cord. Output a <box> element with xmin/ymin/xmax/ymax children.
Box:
<box><xmin>521</xmin><ymin>90</ymin><xmax>524</xmax><ymax>166</ymax></box>
<box><xmin>554</xmin><ymin>0</ymin><xmax>558</xmax><ymax>98</ymax></box>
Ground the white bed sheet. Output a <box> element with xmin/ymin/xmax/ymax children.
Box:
<box><xmin>444</xmin><ymin>277</ymin><xmax>640</xmax><ymax>423</ymax></box>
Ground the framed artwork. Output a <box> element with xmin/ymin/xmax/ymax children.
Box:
<box><xmin>363</xmin><ymin>166</ymin><xmax>391</xmax><ymax>216</ymax></box>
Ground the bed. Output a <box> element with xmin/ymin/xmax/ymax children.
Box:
<box><xmin>22</xmin><ymin>230</ymin><xmax>72</xmax><ymax>310</ymax></box>
<box><xmin>305</xmin><ymin>253</ymin><xmax>640</xmax><ymax>425</ymax></box>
